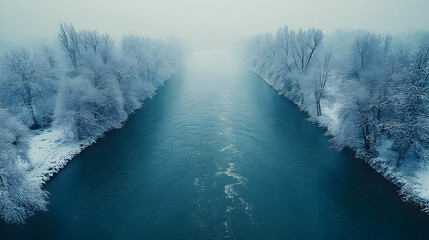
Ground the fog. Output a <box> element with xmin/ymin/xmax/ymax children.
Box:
<box><xmin>1</xmin><ymin>0</ymin><xmax>429</xmax><ymax>51</ymax></box>
<box><xmin>2</xmin><ymin>0</ymin><xmax>429</xmax><ymax>228</ymax></box>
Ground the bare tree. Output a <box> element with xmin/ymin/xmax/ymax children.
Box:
<box><xmin>40</xmin><ymin>46</ymin><xmax>58</xmax><ymax>81</ymax></box>
<box><xmin>0</xmin><ymin>48</ymin><xmax>41</xmax><ymax>128</ymax></box>
<box><xmin>384</xmin><ymin>34</ymin><xmax>392</xmax><ymax>54</ymax></box>
<box><xmin>353</xmin><ymin>33</ymin><xmax>382</xmax><ymax>69</ymax></box>
<box><xmin>77</xmin><ymin>29</ymin><xmax>115</xmax><ymax>66</ymax></box>
<box><xmin>412</xmin><ymin>42</ymin><xmax>429</xmax><ymax>87</ymax></box>
<box><xmin>58</xmin><ymin>23</ymin><xmax>80</xmax><ymax>69</ymax></box>
<box><xmin>275</xmin><ymin>26</ymin><xmax>294</xmax><ymax>72</ymax></box>
<box><xmin>79</xmin><ymin>30</ymin><xmax>101</xmax><ymax>53</ymax></box>
<box><xmin>292</xmin><ymin>28</ymin><xmax>324</xmax><ymax>73</ymax></box>
<box><xmin>100</xmin><ymin>33</ymin><xmax>115</xmax><ymax>64</ymax></box>
<box><xmin>315</xmin><ymin>52</ymin><xmax>332</xmax><ymax>116</ymax></box>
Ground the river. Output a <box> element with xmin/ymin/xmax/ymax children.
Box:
<box><xmin>1</xmin><ymin>51</ymin><xmax>429</xmax><ymax>239</ymax></box>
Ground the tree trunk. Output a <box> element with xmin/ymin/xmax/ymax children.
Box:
<box><xmin>29</xmin><ymin>105</ymin><xmax>40</xmax><ymax>130</ymax></box>
<box><xmin>316</xmin><ymin>99</ymin><xmax>321</xmax><ymax>116</ymax></box>
<box><xmin>362</xmin><ymin>126</ymin><xmax>371</xmax><ymax>151</ymax></box>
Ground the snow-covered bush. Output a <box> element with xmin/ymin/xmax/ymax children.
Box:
<box><xmin>54</xmin><ymin>76</ymin><xmax>126</xmax><ymax>140</ymax></box>
<box><xmin>0</xmin><ymin>109</ymin><xmax>47</xmax><ymax>223</ymax></box>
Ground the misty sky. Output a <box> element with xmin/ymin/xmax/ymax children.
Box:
<box><xmin>1</xmin><ymin>0</ymin><xmax>429</xmax><ymax>50</ymax></box>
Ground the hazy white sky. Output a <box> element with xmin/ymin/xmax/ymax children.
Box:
<box><xmin>1</xmin><ymin>0</ymin><xmax>429</xmax><ymax>50</ymax></box>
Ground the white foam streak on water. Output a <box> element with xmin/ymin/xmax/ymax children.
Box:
<box><xmin>216</xmin><ymin>162</ymin><xmax>252</xmax><ymax>216</ymax></box>
<box><xmin>220</xmin><ymin>144</ymin><xmax>234</xmax><ymax>152</ymax></box>
<box><xmin>190</xmin><ymin>90</ymin><xmax>255</xmax><ymax>237</ymax></box>
<box><xmin>215</xmin><ymin>100</ymin><xmax>254</xmax><ymax>237</ymax></box>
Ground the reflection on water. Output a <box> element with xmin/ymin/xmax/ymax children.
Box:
<box><xmin>1</xmin><ymin>51</ymin><xmax>429</xmax><ymax>239</ymax></box>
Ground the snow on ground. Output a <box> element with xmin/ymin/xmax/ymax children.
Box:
<box><xmin>319</xmin><ymin>91</ymin><xmax>429</xmax><ymax>212</ymax></box>
<box><xmin>24</xmin><ymin>68</ymin><xmax>179</xmax><ymax>187</ymax></box>
<box><xmin>412</xmin><ymin>151</ymin><xmax>429</xmax><ymax>211</ymax></box>
<box><xmin>26</xmin><ymin>84</ymin><xmax>163</xmax><ymax>186</ymax></box>
<box><xmin>315</xmin><ymin>99</ymin><xmax>341</xmax><ymax>135</ymax></box>
<box><xmin>27</xmin><ymin>128</ymin><xmax>93</xmax><ymax>186</ymax></box>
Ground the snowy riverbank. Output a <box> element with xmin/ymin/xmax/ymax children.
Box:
<box><xmin>27</xmin><ymin>88</ymin><xmax>164</xmax><ymax>186</ymax></box>
<box><xmin>246</xmin><ymin>65</ymin><xmax>429</xmax><ymax>213</ymax></box>
<box><xmin>0</xmin><ymin>21</ymin><xmax>184</xmax><ymax>223</ymax></box>
<box><xmin>28</xmin><ymin>128</ymin><xmax>92</xmax><ymax>185</ymax></box>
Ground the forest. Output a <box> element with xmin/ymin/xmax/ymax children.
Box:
<box><xmin>0</xmin><ymin>23</ymin><xmax>182</xmax><ymax>223</ymax></box>
<box><xmin>242</xmin><ymin>26</ymin><xmax>429</xmax><ymax>210</ymax></box>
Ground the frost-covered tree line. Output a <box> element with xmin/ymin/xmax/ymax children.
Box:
<box><xmin>0</xmin><ymin>23</ymin><xmax>182</xmax><ymax>223</ymax></box>
<box><xmin>242</xmin><ymin>26</ymin><xmax>429</xmax><ymax>180</ymax></box>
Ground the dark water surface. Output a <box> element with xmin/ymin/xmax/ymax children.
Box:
<box><xmin>1</xmin><ymin>52</ymin><xmax>429</xmax><ymax>239</ymax></box>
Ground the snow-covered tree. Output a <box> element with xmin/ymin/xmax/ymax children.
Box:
<box><xmin>314</xmin><ymin>52</ymin><xmax>332</xmax><ymax>116</ymax></box>
<box><xmin>389</xmin><ymin>42</ymin><xmax>429</xmax><ymax>164</ymax></box>
<box><xmin>0</xmin><ymin>48</ymin><xmax>56</xmax><ymax>128</ymax></box>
